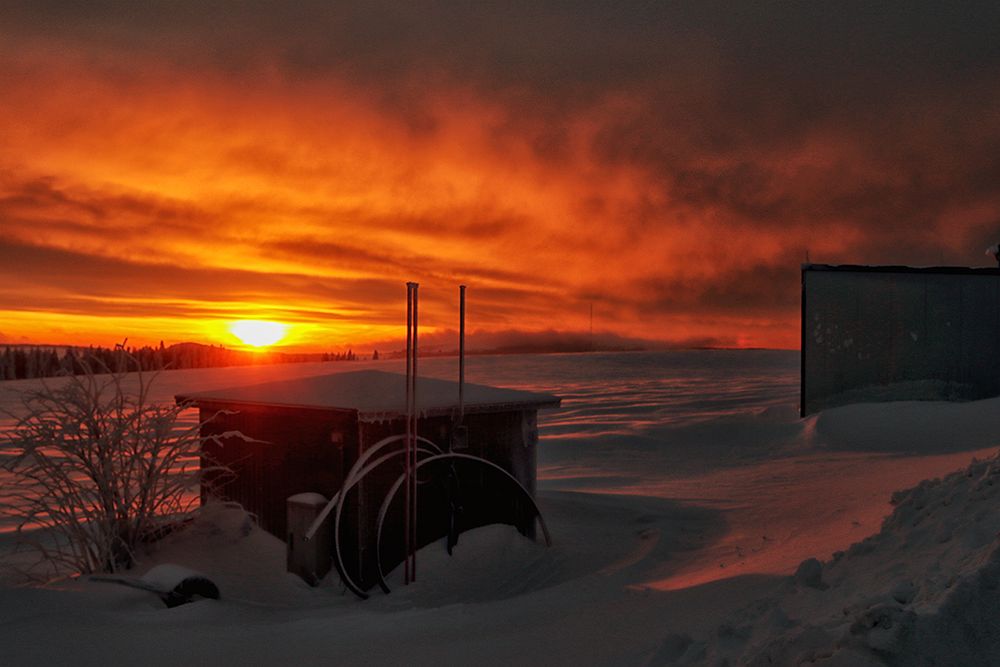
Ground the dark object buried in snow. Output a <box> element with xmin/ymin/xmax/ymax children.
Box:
<box><xmin>91</xmin><ymin>563</ymin><xmax>220</xmax><ymax>608</ymax></box>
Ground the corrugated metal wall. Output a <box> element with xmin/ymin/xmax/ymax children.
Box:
<box><xmin>199</xmin><ymin>404</ymin><xmax>356</xmax><ymax>537</ymax></box>
<box><xmin>802</xmin><ymin>266</ymin><xmax>1000</xmax><ymax>415</ymax></box>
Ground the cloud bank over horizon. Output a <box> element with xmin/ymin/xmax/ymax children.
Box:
<box><xmin>3</xmin><ymin>2</ymin><xmax>1000</xmax><ymax>351</ymax></box>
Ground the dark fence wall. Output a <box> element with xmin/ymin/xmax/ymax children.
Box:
<box><xmin>801</xmin><ymin>265</ymin><xmax>1000</xmax><ymax>415</ymax></box>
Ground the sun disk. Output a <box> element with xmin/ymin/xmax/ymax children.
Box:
<box><xmin>229</xmin><ymin>320</ymin><xmax>288</xmax><ymax>348</ymax></box>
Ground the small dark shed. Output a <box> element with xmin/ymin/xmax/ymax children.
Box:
<box><xmin>176</xmin><ymin>369</ymin><xmax>560</xmax><ymax>590</ymax></box>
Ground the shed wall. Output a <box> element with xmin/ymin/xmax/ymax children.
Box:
<box><xmin>347</xmin><ymin>410</ymin><xmax>539</xmax><ymax>589</ymax></box>
<box><xmin>198</xmin><ymin>402</ymin><xmax>540</xmax><ymax>591</ymax></box>
<box><xmin>802</xmin><ymin>266</ymin><xmax>1000</xmax><ymax>415</ymax></box>
<box><xmin>199</xmin><ymin>404</ymin><xmax>358</xmax><ymax>537</ymax></box>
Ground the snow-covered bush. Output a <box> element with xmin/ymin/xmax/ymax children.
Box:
<box><xmin>1</xmin><ymin>359</ymin><xmax>226</xmax><ymax>582</ymax></box>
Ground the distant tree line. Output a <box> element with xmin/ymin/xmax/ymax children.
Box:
<box><xmin>0</xmin><ymin>342</ymin><xmax>370</xmax><ymax>381</ymax></box>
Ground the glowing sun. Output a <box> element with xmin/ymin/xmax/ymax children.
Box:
<box><xmin>229</xmin><ymin>320</ymin><xmax>288</xmax><ymax>347</ymax></box>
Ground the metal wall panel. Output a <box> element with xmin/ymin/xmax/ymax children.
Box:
<box><xmin>801</xmin><ymin>266</ymin><xmax>1000</xmax><ymax>415</ymax></box>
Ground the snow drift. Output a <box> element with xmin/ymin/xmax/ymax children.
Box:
<box><xmin>668</xmin><ymin>450</ymin><xmax>1000</xmax><ymax>666</ymax></box>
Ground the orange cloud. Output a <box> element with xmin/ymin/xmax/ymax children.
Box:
<box><xmin>3</xmin><ymin>4</ymin><xmax>1000</xmax><ymax>352</ymax></box>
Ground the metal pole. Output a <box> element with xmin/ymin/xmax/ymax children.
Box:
<box><xmin>459</xmin><ymin>284</ymin><xmax>466</xmax><ymax>422</ymax></box>
<box><xmin>404</xmin><ymin>282</ymin><xmax>414</xmax><ymax>584</ymax></box>
<box><xmin>411</xmin><ymin>283</ymin><xmax>419</xmax><ymax>581</ymax></box>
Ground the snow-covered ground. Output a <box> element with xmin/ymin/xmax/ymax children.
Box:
<box><xmin>1</xmin><ymin>351</ymin><xmax>998</xmax><ymax>665</ymax></box>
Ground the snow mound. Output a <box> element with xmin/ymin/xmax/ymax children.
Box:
<box><xmin>135</xmin><ymin>501</ymin><xmax>326</xmax><ymax>607</ymax></box>
<box><xmin>378</xmin><ymin>524</ymin><xmax>557</xmax><ymax>606</ymax></box>
<box><xmin>809</xmin><ymin>395</ymin><xmax>1000</xmax><ymax>453</ymax></box>
<box><xmin>668</xmin><ymin>449</ymin><xmax>1000</xmax><ymax>666</ymax></box>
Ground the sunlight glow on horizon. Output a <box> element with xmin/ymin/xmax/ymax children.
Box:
<box><xmin>228</xmin><ymin>320</ymin><xmax>289</xmax><ymax>348</ymax></box>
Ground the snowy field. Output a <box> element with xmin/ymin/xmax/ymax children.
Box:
<box><xmin>2</xmin><ymin>351</ymin><xmax>999</xmax><ymax>665</ymax></box>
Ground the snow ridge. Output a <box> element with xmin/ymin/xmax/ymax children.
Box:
<box><xmin>668</xmin><ymin>451</ymin><xmax>1000</xmax><ymax>666</ymax></box>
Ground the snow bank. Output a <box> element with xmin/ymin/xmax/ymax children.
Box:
<box><xmin>809</xmin><ymin>395</ymin><xmax>1000</xmax><ymax>454</ymax></box>
<box><xmin>668</xmin><ymin>450</ymin><xmax>1000</xmax><ymax>666</ymax></box>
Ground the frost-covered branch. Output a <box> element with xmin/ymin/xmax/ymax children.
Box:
<box><xmin>1</xmin><ymin>354</ymin><xmax>229</xmax><ymax>582</ymax></box>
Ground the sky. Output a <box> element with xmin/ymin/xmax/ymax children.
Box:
<box><xmin>2</xmin><ymin>1</ymin><xmax>1000</xmax><ymax>352</ymax></box>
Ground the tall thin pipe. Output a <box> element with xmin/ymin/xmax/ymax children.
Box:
<box><xmin>410</xmin><ymin>283</ymin><xmax>419</xmax><ymax>581</ymax></box>
<box><xmin>459</xmin><ymin>284</ymin><xmax>466</xmax><ymax>422</ymax></box>
<box><xmin>404</xmin><ymin>282</ymin><xmax>414</xmax><ymax>584</ymax></box>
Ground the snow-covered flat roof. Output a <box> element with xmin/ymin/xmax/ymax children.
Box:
<box><xmin>803</xmin><ymin>263</ymin><xmax>1000</xmax><ymax>275</ymax></box>
<box><xmin>175</xmin><ymin>369</ymin><xmax>560</xmax><ymax>421</ymax></box>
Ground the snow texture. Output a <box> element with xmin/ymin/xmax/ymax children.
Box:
<box><xmin>287</xmin><ymin>492</ymin><xmax>328</xmax><ymax>506</ymax></box>
<box><xmin>2</xmin><ymin>352</ymin><xmax>1000</xmax><ymax>665</ymax></box>
<box><xmin>175</xmin><ymin>369</ymin><xmax>560</xmax><ymax>422</ymax></box>
<box><xmin>673</xmin><ymin>452</ymin><xmax>1000</xmax><ymax>666</ymax></box>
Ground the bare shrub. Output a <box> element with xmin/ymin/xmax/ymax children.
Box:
<box><xmin>0</xmin><ymin>358</ymin><xmax>228</xmax><ymax>582</ymax></box>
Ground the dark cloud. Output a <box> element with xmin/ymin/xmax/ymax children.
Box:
<box><xmin>364</xmin><ymin>327</ymin><xmax>697</xmax><ymax>356</ymax></box>
<box><xmin>614</xmin><ymin>262</ymin><xmax>801</xmax><ymax>318</ymax></box>
<box><xmin>0</xmin><ymin>169</ymin><xmax>532</xmax><ymax>281</ymax></box>
<box><xmin>267</xmin><ymin>237</ymin><xmax>535</xmax><ymax>289</ymax></box>
<box><xmin>8</xmin><ymin>2</ymin><xmax>1000</xmax><ymax>97</ymax></box>
<box><xmin>0</xmin><ymin>172</ymin><xmax>221</xmax><ymax>246</ymax></box>
<box><xmin>0</xmin><ymin>237</ymin><xmax>400</xmax><ymax>318</ymax></box>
